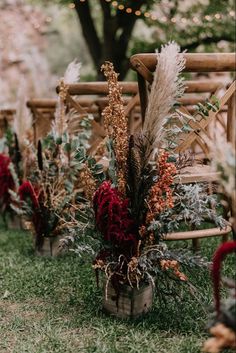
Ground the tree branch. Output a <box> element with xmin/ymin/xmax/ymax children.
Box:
<box><xmin>73</xmin><ymin>0</ymin><xmax>102</xmax><ymax>69</ymax></box>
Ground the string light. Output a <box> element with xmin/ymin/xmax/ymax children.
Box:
<box><xmin>69</xmin><ymin>0</ymin><xmax>235</xmax><ymax>24</ymax></box>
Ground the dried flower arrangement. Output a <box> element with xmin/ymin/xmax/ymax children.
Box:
<box><xmin>68</xmin><ymin>43</ymin><xmax>226</xmax><ymax>316</ymax></box>
<box><xmin>8</xmin><ymin>61</ymin><xmax>104</xmax><ymax>254</ymax></box>
<box><xmin>0</xmin><ymin>124</ymin><xmax>22</xmax><ymax>226</ymax></box>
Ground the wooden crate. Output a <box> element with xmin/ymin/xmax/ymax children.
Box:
<box><xmin>6</xmin><ymin>215</ymin><xmax>22</xmax><ymax>230</ymax></box>
<box><xmin>35</xmin><ymin>236</ymin><xmax>62</xmax><ymax>257</ymax></box>
<box><xmin>103</xmin><ymin>281</ymin><xmax>153</xmax><ymax>319</ymax></box>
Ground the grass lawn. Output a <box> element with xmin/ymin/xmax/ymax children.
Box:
<box><xmin>0</xmin><ymin>225</ymin><xmax>235</xmax><ymax>353</ymax></box>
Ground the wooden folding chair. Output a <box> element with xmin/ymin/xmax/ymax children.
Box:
<box><xmin>130</xmin><ymin>53</ymin><xmax>235</xmax><ymax>148</ymax></box>
<box><xmin>0</xmin><ymin>109</ymin><xmax>16</xmax><ymax>138</ymax></box>
<box><xmin>130</xmin><ymin>53</ymin><xmax>236</xmax><ymax>249</ymax></box>
<box><xmin>26</xmin><ymin>98</ymin><xmax>99</xmax><ymax>145</ymax></box>
<box><xmin>26</xmin><ymin>99</ymin><xmax>56</xmax><ymax>145</ymax></box>
<box><xmin>56</xmin><ymin>81</ymin><xmax>141</xmax><ymax>155</ymax></box>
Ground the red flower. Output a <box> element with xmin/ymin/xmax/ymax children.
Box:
<box><xmin>0</xmin><ymin>153</ymin><xmax>14</xmax><ymax>205</ymax></box>
<box><xmin>18</xmin><ymin>180</ymin><xmax>40</xmax><ymax>208</ymax></box>
<box><xmin>212</xmin><ymin>241</ymin><xmax>236</xmax><ymax>315</ymax></box>
<box><xmin>93</xmin><ymin>181</ymin><xmax>137</xmax><ymax>248</ymax></box>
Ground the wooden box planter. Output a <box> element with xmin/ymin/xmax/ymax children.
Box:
<box><xmin>7</xmin><ymin>215</ymin><xmax>25</xmax><ymax>230</ymax></box>
<box><xmin>103</xmin><ymin>281</ymin><xmax>153</xmax><ymax>319</ymax></box>
<box><xmin>35</xmin><ymin>236</ymin><xmax>62</xmax><ymax>257</ymax></box>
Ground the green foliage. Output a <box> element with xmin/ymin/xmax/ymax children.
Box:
<box><xmin>148</xmin><ymin>183</ymin><xmax>227</xmax><ymax>242</ymax></box>
<box><xmin>26</xmin><ymin>0</ymin><xmax>235</xmax><ymax>79</ymax></box>
<box><xmin>132</xmin><ymin>0</ymin><xmax>235</xmax><ymax>55</ymax></box>
<box><xmin>0</xmin><ymin>225</ymin><xmax>235</xmax><ymax>352</ymax></box>
<box><xmin>106</xmin><ymin>138</ymin><xmax>117</xmax><ymax>186</ymax></box>
<box><xmin>196</xmin><ymin>96</ymin><xmax>220</xmax><ymax>117</ymax></box>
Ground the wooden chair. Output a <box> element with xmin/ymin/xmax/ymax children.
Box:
<box><xmin>130</xmin><ymin>53</ymin><xmax>235</xmax><ymax>151</ymax></box>
<box><xmin>26</xmin><ymin>99</ymin><xmax>56</xmax><ymax>145</ymax></box>
<box><xmin>56</xmin><ymin>81</ymin><xmax>141</xmax><ymax>155</ymax></box>
<box><xmin>26</xmin><ymin>98</ymin><xmax>99</xmax><ymax>145</ymax></box>
<box><xmin>130</xmin><ymin>53</ymin><xmax>236</xmax><ymax>249</ymax></box>
<box><xmin>0</xmin><ymin>109</ymin><xmax>16</xmax><ymax>138</ymax></box>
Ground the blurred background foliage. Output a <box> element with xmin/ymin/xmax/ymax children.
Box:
<box><xmin>0</xmin><ymin>0</ymin><xmax>235</xmax><ymax>105</ymax></box>
<box><xmin>36</xmin><ymin>0</ymin><xmax>235</xmax><ymax>80</ymax></box>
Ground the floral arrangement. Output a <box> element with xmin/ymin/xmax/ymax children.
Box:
<box><xmin>0</xmin><ymin>126</ymin><xmax>22</xmax><ymax>225</ymax></box>
<box><xmin>0</xmin><ymin>153</ymin><xmax>15</xmax><ymax>223</ymax></box>
<box><xmin>70</xmin><ymin>43</ymin><xmax>226</xmax><ymax>298</ymax></box>
<box><xmin>9</xmin><ymin>61</ymin><xmax>104</xmax><ymax>253</ymax></box>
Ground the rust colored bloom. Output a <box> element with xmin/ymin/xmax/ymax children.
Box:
<box><xmin>101</xmin><ymin>62</ymin><xmax>128</xmax><ymax>195</ymax></box>
<box><xmin>160</xmin><ymin>259</ymin><xmax>187</xmax><ymax>281</ymax></box>
<box><xmin>146</xmin><ymin>150</ymin><xmax>176</xmax><ymax>224</ymax></box>
<box><xmin>79</xmin><ymin>163</ymin><xmax>97</xmax><ymax>201</ymax></box>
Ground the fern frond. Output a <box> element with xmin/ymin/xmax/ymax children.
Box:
<box><xmin>64</xmin><ymin>59</ymin><xmax>81</xmax><ymax>84</ymax></box>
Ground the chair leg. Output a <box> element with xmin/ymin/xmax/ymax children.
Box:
<box><xmin>192</xmin><ymin>238</ymin><xmax>200</xmax><ymax>252</ymax></box>
<box><xmin>222</xmin><ymin>234</ymin><xmax>229</xmax><ymax>243</ymax></box>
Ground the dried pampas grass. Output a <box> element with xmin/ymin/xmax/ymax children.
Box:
<box><xmin>143</xmin><ymin>42</ymin><xmax>185</xmax><ymax>153</ymax></box>
<box><xmin>14</xmin><ymin>79</ymin><xmax>32</xmax><ymax>146</ymax></box>
<box><xmin>52</xmin><ymin>59</ymin><xmax>81</xmax><ymax>138</ymax></box>
<box><xmin>64</xmin><ymin>59</ymin><xmax>81</xmax><ymax>85</ymax></box>
<box><xmin>52</xmin><ymin>80</ymin><xmax>68</xmax><ymax>138</ymax></box>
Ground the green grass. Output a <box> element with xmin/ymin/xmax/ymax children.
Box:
<box><xmin>0</xmin><ymin>225</ymin><xmax>235</xmax><ymax>353</ymax></box>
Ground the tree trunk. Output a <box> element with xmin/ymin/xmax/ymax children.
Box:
<box><xmin>74</xmin><ymin>0</ymin><xmax>146</xmax><ymax>80</ymax></box>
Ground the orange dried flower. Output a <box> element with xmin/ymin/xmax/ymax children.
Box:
<box><xmin>101</xmin><ymin>62</ymin><xmax>128</xmax><ymax>195</ymax></box>
<box><xmin>79</xmin><ymin>163</ymin><xmax>96</xmax><ymax>201</ymax></box>
<box><xmin>146</xmin><ymin>150</ymin><xmax>176</xmax><ymax>224</ymax></box>
<box><xmin>160</xmin><ymin>259</ymin><xmax>187</xmax><ymax>281</ymax></box>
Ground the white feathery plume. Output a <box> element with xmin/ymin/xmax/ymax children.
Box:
<box><xmin>52</xmin><ymin>59</ymin><xmax>81</xmax><ymax>137</ymax></box>
<box><xmin>143</xmin><ymin>42</ymin><xmax>186</xmax><ymax>150</ymax></box>
<box><xmin>52</xmin><ymin>81</ymin><xmax>68</xmax><ymax>138</ymax></box>
<box><xmin>14</xmin><ymin>78</ymin><xmax>32</xmax><ymax>146</ymax></box>
<box><xmin>63</xmin><ymin>59</ymin><xmax>82</xmax><ymax>84</ymax></box>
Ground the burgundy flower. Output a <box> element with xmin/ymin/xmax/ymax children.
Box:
<box><xmin>93</xmin><ymin>181</ymin><xmax>137</xmax><ymax>248</ymax></box>
<box><xmin>212</xmin><ymin>241</ymin><xmax>236</xmax><ymax>315</ymax></box>
<box><xmin>0</xmin><ymin>153</ymin><xmax>14</xmax><ymax>205</ymax></box>
<box><xmin>18</xmin><ymin>180</ymin><xmax>40</xmax><ymax>208</ymax></box>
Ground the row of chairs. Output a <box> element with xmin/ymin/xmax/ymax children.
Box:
<box><xmin>1</xmin><ymin>53</ymin><xmax>235</xmax><ymax>249</ymax></box>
